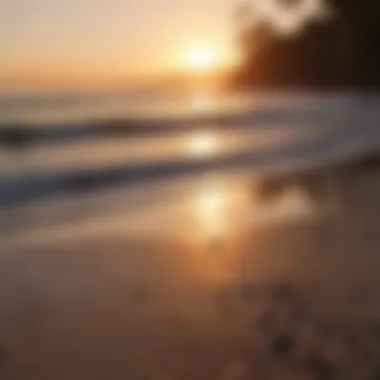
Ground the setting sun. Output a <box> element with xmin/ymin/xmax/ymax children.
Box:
<box><xmin>185</xmin><ymin>46</ymin><xmax>218</xmax><ymax>72</ymax></box>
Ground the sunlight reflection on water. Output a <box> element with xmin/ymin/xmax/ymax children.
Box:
<box><xmin>187</xmin><ymin>92</ymin><xmax>217</xmax><ymax>115</ymax></box>
<box><xmin>186</xmin><ymin>92</ymin><xmax>219</xmax><ymax>159</ymax></box>
<box><xmin>187</xmin><ymin>131</ymin><xmax>219</xmax><ymax>158</ymax></box>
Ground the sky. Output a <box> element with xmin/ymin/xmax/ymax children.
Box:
<box><xmin>0</xmin><ymin>0</ymin><xmax>328</xmax><ymax>87</ymax></box>
<box><xmin>0</xmin><ymin>0</ymin><xmax>240</xmax><ymax>85</ymax></box>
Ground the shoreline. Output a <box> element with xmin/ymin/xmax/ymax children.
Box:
<box><xmin>0</xmin><ymin>156</ymin><xmax>379</xmax><ymax>379</ymax></box>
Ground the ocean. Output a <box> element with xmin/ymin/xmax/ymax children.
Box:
<box><xmin>1</xmin><ymin>90</ymin><xmax>380</xmax><ymax>380</ymax></box>
<box><xmin>1</xmin><ymin>90</ymin><xmax>380</xmax><ymax>242</ymax></box>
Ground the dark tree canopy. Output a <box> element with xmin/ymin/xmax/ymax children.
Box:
<box><xmin>234</xmin><ymin>0</ymin><xmax>380</xmax><ymax>89</ymax></box>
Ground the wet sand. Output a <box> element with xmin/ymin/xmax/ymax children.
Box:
<box><xmin>0</xmin><ymin>157</ymin><xmax>380</xmax><ymax>379</ymax></box>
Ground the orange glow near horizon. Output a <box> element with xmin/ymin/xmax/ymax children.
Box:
<box><xmin>177</xmin><ymin>41</ymin><xmax>238</xmax><ymax>75</ymax></box>
<box><xmin>0</xmin><ymin>40</ymin><xmax>239</xmax><ymax>89</ymax></box>
<box><xmin>1</xmin><ymin>0</ymin><xmax>325</xmax><ymax>88</ymax></box>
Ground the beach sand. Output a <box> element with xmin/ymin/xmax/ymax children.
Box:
<box><xmin>0</xmin><ymin>158</ymin><xmax>379</xmax><ymax>379</ymax></box>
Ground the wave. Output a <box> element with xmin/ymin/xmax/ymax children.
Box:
<box><xmin>0</xmin><ymin>89</ymin><xmax>166</xmax><ymax>111</ymax></box>
<box><xmin>1</xmin><ymin>123</ymin><xmax>379</xmax><ymax>208</ymax></box>
<box><xmin>0</xmin><ymin>100</ymin><xmax>376</xmax><ymax>147</ymax></box>
<box><xmin>1</xmin><ymin>94</ymin><xmax>380</xmax><ymax>208</ymax></box>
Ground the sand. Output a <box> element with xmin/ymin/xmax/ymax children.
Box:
<box><xmin>0</xmin><ymin>157</ymin><xmax>379</xmax><ymax>379</ymax></box>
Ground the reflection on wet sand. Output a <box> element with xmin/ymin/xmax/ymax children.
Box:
<box><xmin>192</xmin><ymin>174</ymin><xmax>319</xmax><ymax>245</ymax></box>
<box><xmin>0</xmin><ymin>158</ymin><xmax>379</xmax><ymax>379</ymax></box>
<box><xmin>197</xmin><ymin>183</ymin><xmax>226</xmax><ymax>240</ymax></box>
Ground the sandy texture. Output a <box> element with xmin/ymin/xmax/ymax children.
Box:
<box><xmin>0</xmin><ymin>162</ymin><xmax>379</xmax><ymax>379</ymax></box>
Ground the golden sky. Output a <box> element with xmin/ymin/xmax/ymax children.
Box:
<box><xmin>0</xmin><ymin>0</ymin><xmax>326</xmax><ymax>86</ymax></box>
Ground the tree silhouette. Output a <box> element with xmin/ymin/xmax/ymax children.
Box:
<box><xmin>234</xmin><ymin>0</ymin><xmax>380</xmax><ymax>89</ymax></box>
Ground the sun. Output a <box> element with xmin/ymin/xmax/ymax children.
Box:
<box><xmin>185</xmin><ymin>45</ymin><xmax>217</xmax><ymax>72</ymax></box>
